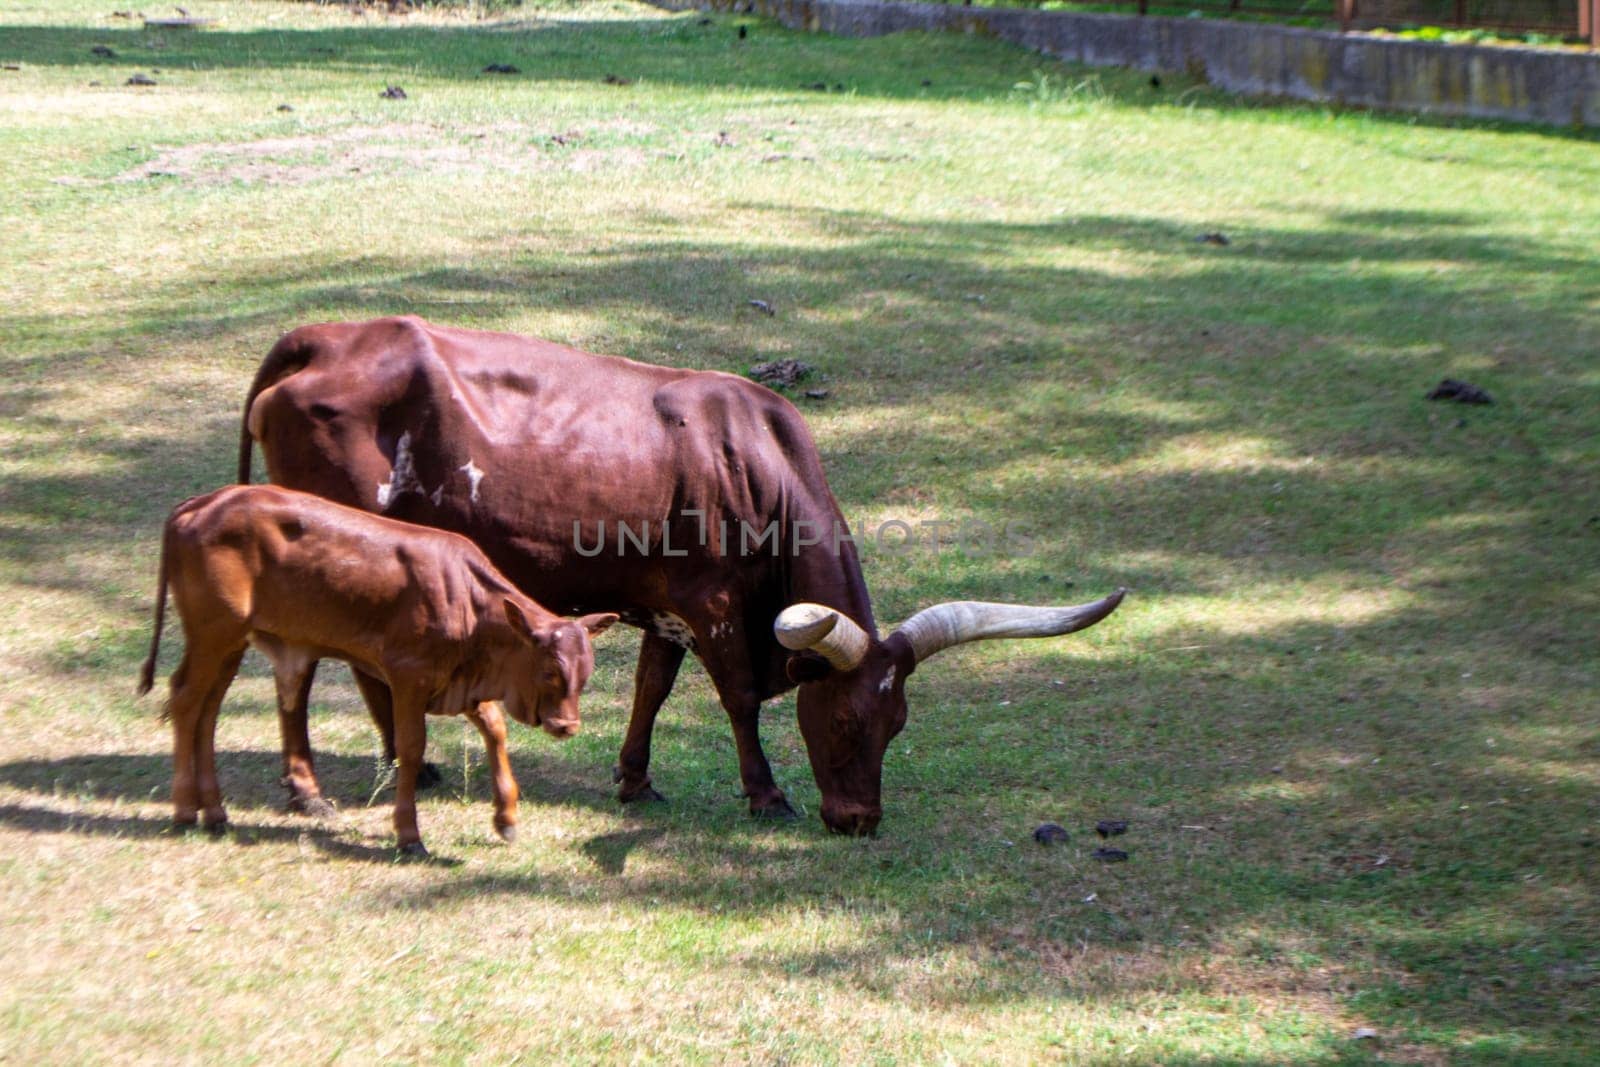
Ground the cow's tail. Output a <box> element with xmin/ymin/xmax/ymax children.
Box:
<box><xmin>137</xmin><ymin>527</ymin><xmax>170</xmax><ymax>698</ymax></box>
<box><xmin>238</xmin><ymin>330</ymin><xmax>314</xmax><ymax>484</ymax></box>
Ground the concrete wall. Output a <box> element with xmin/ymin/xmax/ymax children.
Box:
<box><xmin>648</xmin><ymin>0</ymin><xmax>1600</xmax><ymax>127</ymax></box>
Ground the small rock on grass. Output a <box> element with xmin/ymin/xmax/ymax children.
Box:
<box><xmin>1426</xmin><ymin>378</ymin><xmax>1492</xmax><ymax>404</ymax></box>
<box><xmin>92</xmin><ymin>45</ymin><xmax>117</xmax><ymax>57</ymax></box>
<box><xmin>746</xmin><ymin>298</ymin><xmax>774</xmax><ymax>316</ymax></box>
<box><xmin>380</xmin><ymin>84</ymin><xmax>407</xmax><ymax>100</ymax></box>
<box><xmin>1093</xmin><ymin>847</ymin><xmax>1129</xmax><ymax>862</ymax></box>
<box><xmin>1096</xmin><ymin>819</ymin><xmax>1128</xmax><ymax>838</ymax></box>
<box><xmin>482</xmin><ymin>63</ymin><xmax>519</xmax><ymax>75</ymax></box>
<box><xmin>1196</xmin><ymin>232</ymin><xmax>1230</xmax><ymax>246</ymax></box>
<box><xmin>126</xmin><ymin>73</ymin><xmax>157</xmax><ymax>86</ymax></box>
<box><xmin>1033</xmin><ymin>823</ymin><xmax>1070</xmax><ymax>845</ymax></box>
<box><xmin>803</xmin><ymin>389</ymin><xmax>829</xmax><ymax>401</ymax></box>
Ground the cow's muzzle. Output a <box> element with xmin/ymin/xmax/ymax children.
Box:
<box><xmin>821</xmin><ymin>801</ymin><xmax>881</xmax><ymax>837</ymax></box>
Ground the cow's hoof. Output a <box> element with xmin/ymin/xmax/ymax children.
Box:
<box><xmin>288</xmin><ymin>795</ymin><xmax>338</xmax><ymax>820</ymax></box>
<box><xmin>417</xmin><ymin>761</ymin><xmax>444</xmax><ymax>789</ymax></box>
<box><xmin>202</xmin><ymin>814</ymin><xmax>229</xmax><ymax>835</ymax></box>
<box><xmin>173</xmin><ymin>812</ymin><xmax>199</xmax><ymax>828</ymax></box>
<box><xmin>397</xmin><ymin>841</ymin><xmax>431</xmax><ymax>861</ymax></box>
<box><xmin>750</xmin><ymin>797</ymin><xmax>798</xmax><ymax>821</ymax></box>
<box><xmin>496</xmin><ymin>823</ymin><xmax>518</xmax><ymax>844</ymax></box>
<box><xmin>619</xmin><ymin>785</ymin><xmax>667</xmax><ymax>805</ymax></box>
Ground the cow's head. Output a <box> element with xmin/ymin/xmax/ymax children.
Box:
<box><xmin>503</xmin><ymin>600</ymin><xmax>618</xmax><ymax>739</ymax></box>
<box><xmin>776</xmin><ymin>591</ymin><xmax>1126</xmax><ymax>836</ymax></box>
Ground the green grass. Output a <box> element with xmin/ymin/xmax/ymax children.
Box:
<box><xmin>1</xmin><ymin>0</ymin><xmax>1597</xmax><ymax>1062</ymax></box>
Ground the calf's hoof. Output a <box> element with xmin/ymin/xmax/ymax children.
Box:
<box><xmin>397</xmin><ymin>841</ymin><xmax>431</xmax><ymax>861</ymax></box>
<box><xmin>417</xmin><ymin>761</ymin><xmax>444</xmax><ymax>790</ymax></box>
<box><xmin>749</xmin><ymin>795</ymin><xmax>798</xmax><ymax>821</ymax></box>
<box><xmin>496</xmin><ymin>823</ymin><xmax>518</xmax><ymax>844</ymax></box>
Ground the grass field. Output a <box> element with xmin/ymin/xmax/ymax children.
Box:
<box><xmin>1</xmin><ymin>1</ymin><xmax>1597</xmax><ymax>1062</ymax></box>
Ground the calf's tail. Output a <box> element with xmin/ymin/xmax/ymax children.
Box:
<box><xmin>136</xmin><ymin>531</ymin><xmax>170</xmax><ymax>697</ymax></box>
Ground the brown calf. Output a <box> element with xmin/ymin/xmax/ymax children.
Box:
<box><xmin>138</xmin><ymin>484</ymin><xmax>616</xmax><ymax>856</ymax></box>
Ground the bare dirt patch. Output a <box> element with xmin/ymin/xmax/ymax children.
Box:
<box><xmin>111</xmin><ymin>122</ymin><xmax>653</xmax><ymax>186</ymax></box>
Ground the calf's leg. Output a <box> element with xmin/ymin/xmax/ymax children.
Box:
<box><xmin>270</xmin><ymin>654</ymin><xmax>335</xmax><ymax>817</ymax></box>
<box><xmin>167</xmin><ymin>645</ymin><xmax>243</xmax><ymax>828</ymax></box>
<box><xmin>194</xmin><ymin>649</ymin><xmax>244</xmax><ymax>830</ymax></box>
<box><xmin>389</xmin><ymin>687</ymin><xmax>431</xmax><ymax>857</ymax></box>
<box><xmin>352</xmin><ymin>668</ymin><xmax>443</xmax><ymax>789</ymax></box>
<box><xmin>614</xmin><ymin>632</ymin><xmax>684</xmax><ymax>804</ymax></box>
<box><xmin>465</xmin><ymin>702</ymin><xmax>519</xmax><ymax>842</ymax></box>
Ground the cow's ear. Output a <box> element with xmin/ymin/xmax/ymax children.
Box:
<box><xmin>578</xmin><ymin>612</ymin><xmax>619</xmax><ymax>637</ymax></box>
<box><xmin>504</xmin><ymin>599</ymin><xmax>538</xmax><ymax>645</ymax></box>
<box><xmin>785</xmin><ymin>652</ymin><xmax>833</xmax><ymax>685</ymax></box>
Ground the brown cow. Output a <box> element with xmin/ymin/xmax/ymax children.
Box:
<box><xmin>241</xmin><ymin>317</ymin><xmax>1125</xmax><ymax>836</ymax></box>
<box><xmin>137</xmin><ymin>484</ymin><xmax>617</xmax><ymax>856</ymax></box>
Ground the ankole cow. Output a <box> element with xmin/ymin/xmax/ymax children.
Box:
<box><xmin>240</xmin><ymin>316</ymin><xmax>1124</xmax><ymax>836</ymax></box>
<box><xmin>138</xmin><ymin>484</ymin><xmax>617</xmax><ymax>856</ymax></box>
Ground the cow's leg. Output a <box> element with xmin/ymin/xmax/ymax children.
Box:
<box><xmin>614</xmin><ymin>633</ymin><xmax>685</xmax><ymax>804</ymax></box>
<box><xmin>193</xmin><ymin>648</ymin><xmax>245</xmax><ymax>831</ymax></box>
<box><xmin>389</xmin><ymin>686</ymin><xmax>431</xmax><ymax>858</ymax></box>
<box><xmin>464</xmin><ymin>702</ymin><xmax>519</xmax><ymax>842</ymax></box>
<box><xmin>352</xmin><ymin>668</ymin><xmax>443</xmax><ymax>789</ymax></box>
<box><xmin>721</xmin><ymin>690</ymin><xmax>795</xmax><ymax>820</ymax></box>
<box><xmin>694</xmin><ymin>621</ymin><xmax>795</xmax><ymax>820</ymax></box>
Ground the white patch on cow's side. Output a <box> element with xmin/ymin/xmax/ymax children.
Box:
<box><xmin>459</xmin><ymin>459</ymin><xmax>484</xmax><ymax>503</ymax></box>
<box><xmin>709</xmin><ymin>620</ymin><xmax>733</xmax><ymax>640</ymax></box>
<box><xmin>651</xmin><ymin>612</ymin><xmax>696</xmax><ymax>650</ymax></box>
<box><xmin>878</xmin><ymin>665</ymin><xmax>897</xmax><ymax>694</ymax></box>
<box><xmin>378</xmin><ymin>431</ymin><xmax>422</xmax><ymax>510</ymax></box>
<box><xmin>430</xmin><ymin>486</ymin><xmax>443</xmax><ymax>507</ymax></box>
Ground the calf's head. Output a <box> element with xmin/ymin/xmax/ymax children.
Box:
<box><xmin>502</xmin><ymin>601</ymin><xmax>618</xmax><ymax>738</ymax></box>
<box><xmin>777</xmin><ymin>591</ymin><xmax>1125</xmax><ymax>836</ymax></box>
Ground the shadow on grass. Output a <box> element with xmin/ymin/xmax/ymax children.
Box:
<box><xmin>0</xmin><ymin>742</ymin><xmax>643</xmax><ymax>816</ymax></box>
<box><xmin>5</xmin><ymin>8</ymin><xmax>1597</xmax><ymax>146</ymax></box>
<box><xmin>0</xmin><ymin>13</ymin><xmax>1149</xmax><ymax>107</ymax></box>
<box><xmin>0</xmin><ymin>799</ymin><xmax>405</xmax><ymax>863</ymax></box>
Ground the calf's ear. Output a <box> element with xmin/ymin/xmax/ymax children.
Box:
<box><xmin>578</xmin><ymin>612</ymin><xmax>620</xmax><ymax>637</ymax></box>
<box><xmin>504</xmin><ymin>599</ymin><xmax>539</xmax><ymax>645</ymax></box>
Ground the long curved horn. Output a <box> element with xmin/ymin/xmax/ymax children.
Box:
<box><xmin>773</xmin><ymin>603</ymin><xmax>872</xmax><ymax>671</ymax></box>
<box><xmin>892</xmin><ymin>589</ymin><xmax>1126</xmax><ymax>664</ymax></box>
